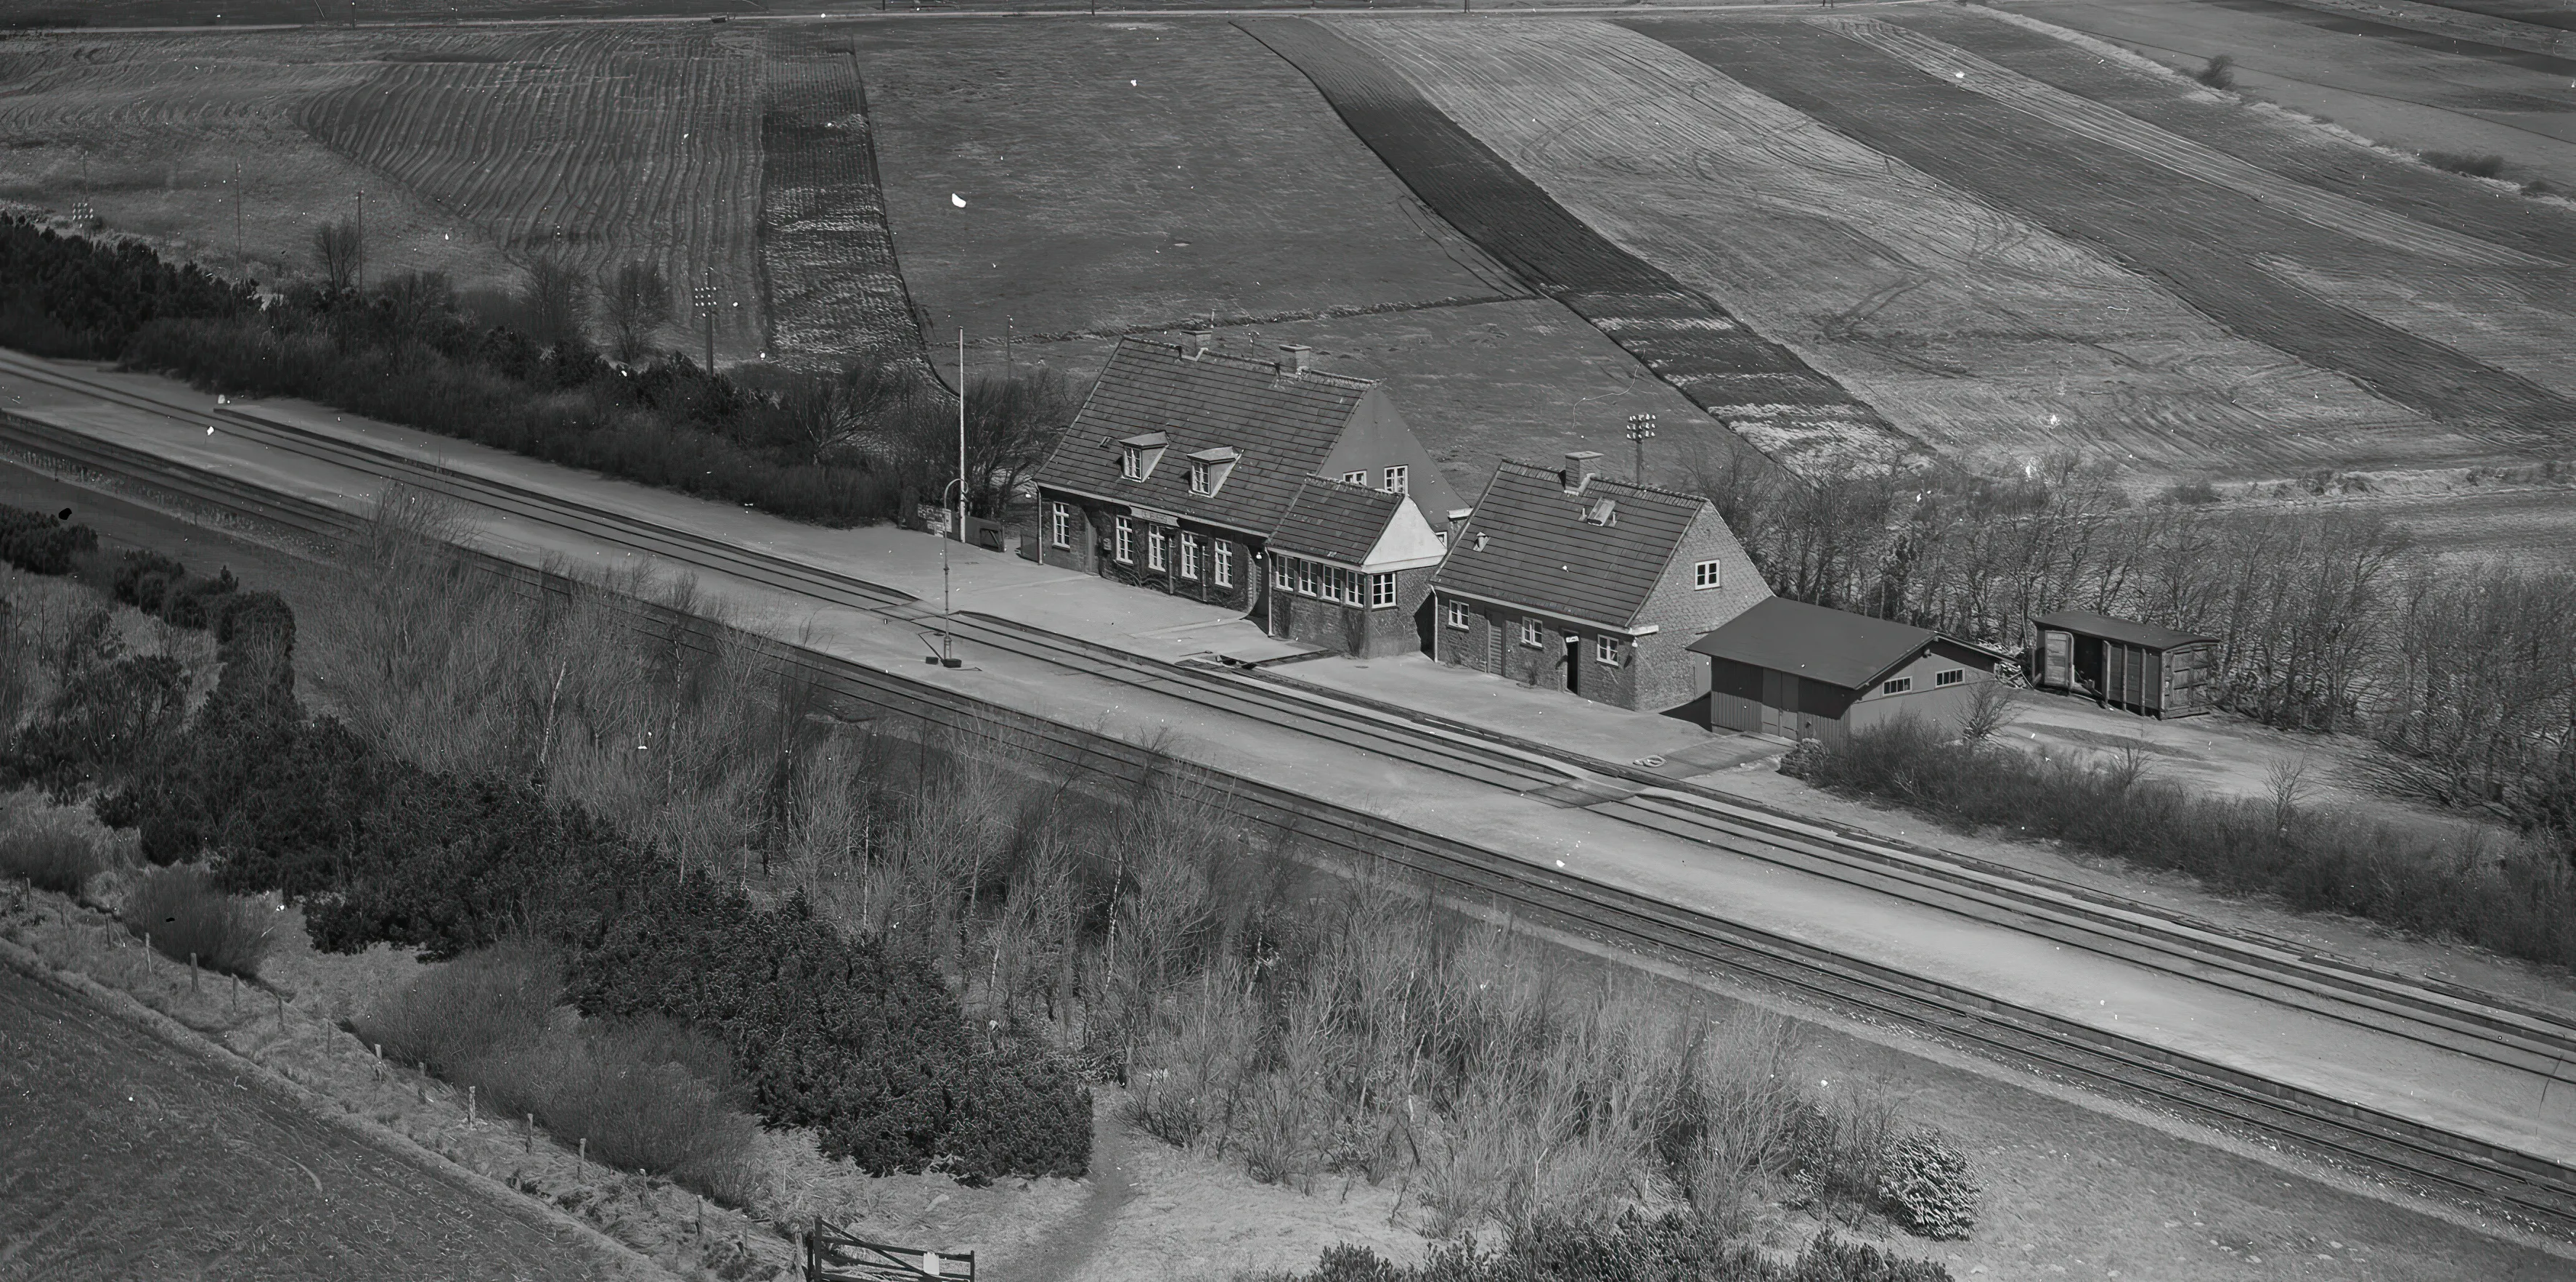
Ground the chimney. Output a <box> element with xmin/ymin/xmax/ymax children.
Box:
<box><xmin>1279</xmin><ymin>343</ymin><xmax>1312</xmax><ymax>375</ymax></box>
<box><xmin>1183</xmin><ymin>327</ymin><xmax>1213</xmax><ymax>357</ymax></box>
<box><xmin>1562</xmin><ymin>451</ymin><xmax>1605</xmax><ymax>494</ymax></box>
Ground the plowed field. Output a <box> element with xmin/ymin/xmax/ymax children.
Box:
<box><xmin>1244</xmin><ymin>17</ymin><xmax>1902</xmax><ymax>475</ymax></box>
<box><xmin>300</xmin><ymin>27</ymin><xmax>767</xmax><ymax>362</ymax></box>
<box><xmin>0</xmin><ymin>33</ymin><xmax>491</xmax><ymax>286</ymax></box>
<box><xmin>760</xmin><ymin>40</ymin><xmax>924</xmax><ymax>368</ymax></box>
<box><xmin>1321</xmin><ymin>18</ymin><xmax>2434</xmax><ymax>478</ymax></box>
<box><xmin>1631</xmin><ymin>14</ymin><xmax>2576</xmax><ymax>469</ymax></box>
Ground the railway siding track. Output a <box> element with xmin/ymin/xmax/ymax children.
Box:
<box><xmin>2</xmin><ymin>354</ymin><xmax>2574</xmax><ymax>1234</ymax></box>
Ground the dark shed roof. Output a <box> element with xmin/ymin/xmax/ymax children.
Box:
<box><xmin>2031</xmin><ymin>610</ymin><xmax>2214</xmax><ymax>650</ymax></box>
<box><xmin>1688</xmin><ymin>597</ymin><xmax>1952</xmax><ymax>691</ymax></box>
<box><xmin>1030</xmin><ymin>336</ymin><xmax>1380</xmax><ymax>538</ymax></box>
<box><xmin>1270</xmin><ymin>477</ymin><xmax>1403</xmax><ymax>566</ymax></box>
<box><xmin>1432</xmin><ymin>461</ymin><xmax>1711</xmax><ymax>629</ymax></box>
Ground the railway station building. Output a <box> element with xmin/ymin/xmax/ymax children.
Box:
<box><xmin>1690</xmin><ymin>598</ymin><xmax>2009</xmax><ymax>743</ymax></box>
<box><xmin>1427</xmin><ymin>457</ymin><xmax>1770</xmax><ymax>714</ymax></box>
<box><xmin>1025</xmin><ymin>333</ymin><xmax>1463</xmax><ymax>626</ymax></box>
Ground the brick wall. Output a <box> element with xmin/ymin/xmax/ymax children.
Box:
<box><xmin>1034</xmin><ymin>496</ymin><xmax>1257</xmax><ymax>613</ymax></box>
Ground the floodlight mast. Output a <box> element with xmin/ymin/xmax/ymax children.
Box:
<box><xmin>1626</xmin><ymin>413</ymin><xmax>1657</xmax><ymax>484</ymax></box>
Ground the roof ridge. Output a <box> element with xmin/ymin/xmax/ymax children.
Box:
<box><xmin>1122</xmin><ymin>335</ymin><xmax>1380</xmax><ymax>390</ymax></box>
<box><xmin>1493</xmin><ymin>457</ymin><xmax>1711</xmax><ymax>507</ymax></box>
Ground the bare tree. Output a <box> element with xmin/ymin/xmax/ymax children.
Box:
<box><xmin>2265</xmin><ymin>754</ymin><xmax>2311</xmax><ymax>833</ymax></box>
<box><xmin>1955</xmin><ymin>679</ymin><xmax>2017</xmax><ymax>745</ymax></box>
<box><xmin>311</xmin><ymin>219</ymin><xmax>364</xmax><ymax>292</ymax></box>
<box><xmin>776</xmin><ymin>358</ymin><xmax>933</xmax><ymax>465</ymax></box>
<box><xmin>518</xmin><ymin>257</ymin><xmax>591</xmax><ymax>350</ymax></box>
<box><xmin>600</xmin><ymin>261</ymin><xmax>672</xmax><ymax>364</ymax></box>
<box><xmin>959</xmin><ymin>367</ymin><xmax>1076</xmax><ymax>518</ymax></box>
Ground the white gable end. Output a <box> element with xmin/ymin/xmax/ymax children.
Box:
<box><xmin>1359</xmin><ymin>500</ymin><xmax>1448</xmax><ymax>573</ymax></box>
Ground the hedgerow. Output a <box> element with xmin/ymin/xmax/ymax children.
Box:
<box><xmin>81</xmin><ymin>586</ymin><xmax>1088</xmax><ymax>1180</ymax></box>
<box><xmin>1276</xmin><ymin>1217</ymin><xmax>1953</xmax><ymax>1282</ymax></box>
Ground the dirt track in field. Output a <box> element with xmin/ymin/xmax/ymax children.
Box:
<box><xmin>1635</xmin><ymin>14</ymin><xmax>2576</xmax><ymax>469</ymax></box>
<box><xmin>0</xmin><ymin>965</ymin><xmax>643</xmax><ymax>1282</ymax></box>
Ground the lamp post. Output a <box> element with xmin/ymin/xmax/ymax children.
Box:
<box><xmin>1625</xmin><ymin>413</ymin><xmax>1657</xmax><ymax>484</ymax></box>
<box><xmin>926</xmin><ymin>328</ymin><xmax>966</xmax><ymax>669</ymax></box>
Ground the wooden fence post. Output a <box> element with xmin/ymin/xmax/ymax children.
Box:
<box><xmin>468</xmin><ymin>1085</ymin><xmax>477</xmax><ymax>1128</ymax></box>
<box><xmin>579</xmin><ymin>1136</ymin><xmax>587</xmax><ymax>1175</ymax></box>
<box><xmin>189</xmin><ymin>952</ymin><xmax>198</xmax><ymax>991</ymax></box>
<box><xmin>526</xmin><ymin>1113</ymin><xmax>535</xmax><ymax>1154</ymax></box>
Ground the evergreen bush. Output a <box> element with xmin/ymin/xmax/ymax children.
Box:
<box><xmin>1875</xmin><ymin>1131</ymin><xmax>1979</xmax><ymax>1241</ymax></box>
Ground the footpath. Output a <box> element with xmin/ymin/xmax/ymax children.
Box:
<box><xmin>4</xmin><ymin>354</ymin><xmax>2573</xmax><ymax>1195</ymax></box>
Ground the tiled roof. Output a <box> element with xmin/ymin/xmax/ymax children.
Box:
<box><xmin>1032</xmin><ymin>335</ymin><xmax>1378</xmax><ymax>536</ymax></box>
<box><xmin>2031</xmin><ymin>609</ymin><xmax>2213</xmax><ymax>650</ymax></box>
<box><xmin>1269</xmin><ymin>476</ymin><xmax>1403</xmax><ymax>567</ymax></box>
<box><xmin>1432</xmin><ymin>460</ymin><xmax>1711</xmax><ymax>629</ymax></box>
<box><xmin>1687</xmin><ymin>597</ymin><xmax>1939</xmax><ymax>690</ymax></box>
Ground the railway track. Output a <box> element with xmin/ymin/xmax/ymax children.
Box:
<box><xmin>4</xmin><ymin>349</ymin><xmax>2575</xmax><ymax>1234</ymax></box>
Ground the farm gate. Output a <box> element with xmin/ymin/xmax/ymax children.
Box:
<box><xmin>806</xmin><ymin>1219</ymin><xmax>974</xmax><ymax>1282</ymax></box>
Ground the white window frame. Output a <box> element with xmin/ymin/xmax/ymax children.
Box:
<box><xmin>1693</xmin><ymin>560</ymin><xmax>1721</xmax><ymax>590</ymax></box>
<box><xmin>1444</xmin><ymin>598</ymin><xmax>1470</xmax><ymax>629</ymax></box>
<box><xmin>1371</xmin><ymin>573</ymin><xmax>1397</xmax><ymax>608</ymax></box>
<box><xmin>1113</xmin><ymin>515</ymin><xmax>1133</xmax><ymax>563</ymax></box>
<box><xmin>1882</xmin><ymin>677</ymin><xmax>1913</xmax><ymax>695</ymax></box>
<box><xmin>1298</xmin><ymin>560</ymin><xmax>1318</xmax><ymax>597</ymax></box>
<box><xmin>1595</xmin><ymin>634</ymin><xmax>1620</xmax><ymax>666</ymax></box>
<box><xmin>1048</xmin><ymin>502</ymin><xmax>1072</xmax><ymax>549</ymax></box>
<box><xmin>1383</xmin><ymin>465</ymin><xmax>1408</xmax><ymax>494</ymax></box>
<box><xmin>1178</xmin><ymin>533</ymin><xmax>1199</xmax><ymax>580</ymax></box>
<box><xmin>1146</xmin><ymin>526</ymin><xmax>1167</xmax><ymax>571</ymax></box>
<box><xmin>1519</xmin><ymin>616</ymin><xmax>1542</xmax><ymax>648</ymax></box>
<box><xmin>1935</xmin><ymin>668</ymin><xmax>1965</xmax><ymax>687</ymax></box>
<box><xmin>1342</xmin><ymin>470</ymin><xmax>1366</xmax><ymax>486</ymax></box>
<box><xmin>1273</xmin><ymin>555</ymin><xmax>1293</xmax><ymax>591</ymax></box>
<box><xmin>1122</xmin><ymin>447</ymin><xmax>1144</xmax><ymax>481</ymax></box>
<box><xmin>1189</xmin><ymin>461</ymin><xmax>1211</xmax><ymax>495</ymax></box>
<box><xmin>1213</xmin><ymin>541</ymin><xmax>1233</xmax><ymax>588</ymax></box>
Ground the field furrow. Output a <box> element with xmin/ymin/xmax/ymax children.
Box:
<box><xmin>1632</xmin><ymin>16</ymin><xmax>2576</xmax><ymax>469</ymax></box>
<box><xmin>1816</xmin><ymin>15</ymin><xmax>2546</xmax><ymax>269</ymax></box>
<box><xmin>2258</xmin><ymin>257</ymin><xmax>2576</xmax><ymax>398</ymax></box>
<box><xmin>1327</xmin><ymin>18</ymin><xmax>2435</xmax><ymax>480</ymax></box>
<box><xmin>1243</xmin><ymin>17</ymin><xmax>1905</xmax><ymax>475</ymax></box>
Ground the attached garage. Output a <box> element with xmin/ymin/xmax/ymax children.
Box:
<box><xmin>1690</xmin><ymin>597</ymin><xmax>2008</xmax><ymax>745</ymax></box>
<box><xmin>2029</xmin><ymin>610</ymin><xmax>2217</xmax><ymax>719</ymax></box>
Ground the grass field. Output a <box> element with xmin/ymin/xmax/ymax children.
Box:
<box><xmin>1629</xmin><ymin>12</ymin><xmax>2576</xmax><ymax>475</ymax></box>
<box><xmin>0</xmin><ymin>966</ymin><xmax>638</xmax><ymax>1281</ymax></box>
<box><xmin>299</xmin><ymin>25</ymin><xmax>767</xmax><ymax>361</ymax></box>
<box><xmin>847</xmin><ymin>18</ymin><xmax>1523</xmax><ymax>346</ymax></box>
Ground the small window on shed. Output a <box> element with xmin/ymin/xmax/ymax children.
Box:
<box><xmin>1934</xmin><ymin>668</ymin><xmax>1965</xmax><ymax>687</ymax></box>
<box><xmin>1881</xmin><ymin>677</ymin><xmax>1913</xmax><ymax>695</ymax></box>
<box><xmin>1693</xmin><ymin>560</ymin><xmax>1721</xmax><ymax>590</ymax></box>
<box><xmin>1519</xmin><ymin>617</ymin><xmax>1543</xmax><ymax>648</ymax></box>
<box><xmin>1445</xmin><ymin>599</ymin><xmax>1470</xmax><ymax>629</ymax></box>
<box><xmin>1594</xmin><ymin>634</ymin><xmax>1621</xmax><ymax>666</ymax></box>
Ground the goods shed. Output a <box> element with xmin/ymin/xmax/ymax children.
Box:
<box><xmin>2029</xmin><ymin>610</ymin><xmax>2216</xmax><ymax>719</ymax></box>
<box><xmin>1690</xmin><ymin>597</ymin><xmax>2005</xmax><ymax>744</ymax></box>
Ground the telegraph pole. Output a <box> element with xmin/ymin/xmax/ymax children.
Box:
<box><xmin>354</xmin><ymin>190</ymin><xmax>364</xmax><ymax>291</ymax></box>
<box><xmin>1626</xmin><ymin>413</ymin><xmax>1657</xmax><ymax>485</ymax></box>
<box><xmin>233</xmin><ymin>161</ymin><xmax>242</xmax><ymax>261</ymax></box>
<box><xmin>692</xmin><ymin>271</ymin><xmax>719</xmax><ymax>371</ymax></box>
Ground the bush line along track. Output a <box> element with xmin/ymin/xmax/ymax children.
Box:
<box><xmin>1</xmin><ymin>356</ymin><xmax>2572</xmax><ymax>1233</ymax></box>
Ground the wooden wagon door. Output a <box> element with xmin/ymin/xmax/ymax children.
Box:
<box><xmin>2041</xmin><ymin>630</ymin><xmax>2073</xmax><ymax>690</ymax></box>
<box><xmin>1761</xmin><ymin>669</ymin><xmax>1793</xmax><ymax>736</ymax></box>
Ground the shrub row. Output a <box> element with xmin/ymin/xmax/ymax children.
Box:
<box><xmin>0</xmin><ymin>504</ymin><xmax>98</xmax><ymax>576</ymax></box>
<box><xmin>123</xmin><ymin>864</ymin><xmax>276</xmax><ymax>979</ymax></box>
<box><xmin>1285</xmin><ymin>1216</ymin><xmax>1952</xmax><ymax>1282</ymax></box>
<box><xmin>0</xmin><ymin>806</ymin><xmax>107</xmax><ymax>894</ymax></box>
<box><xmin>82</xmin><ymin>588</ymin><xmax>1087</xmax><ymax>1180</ymax></box>
<box><xmin>1785</xmin><ymin>718</ymin><xmax>2576</xmax><ymax>969</ymax></box>
<box><xmin>1</xmin><ymin>215</ymin><xmax>910</xmax><ymax>529</ymax></box>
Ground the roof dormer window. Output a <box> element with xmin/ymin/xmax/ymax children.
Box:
<box><xmin>1118</xmin><ymin>432</ymin><xmax>1167</xmax><ymax>482</ymax></box>
<box><xmin>1582</xmin><ymin>498</ymin><xmax>1618</xmax><ymax>527</ymax></box>
<box><xmin>1187</xmin><ymin>446</ymin><xmax>1239</xmax><ymax>497</ymax></box>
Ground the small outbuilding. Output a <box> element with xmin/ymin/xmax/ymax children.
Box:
<box><xmin>2029</xmin><ymin>610</ymin><xmax>2217</xmax><ymax>719</ymax></box>
<box><xmin>1690</xmin><ymin>598</ymin><xmax>2007</xmax><ymax>743</ymax></box>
